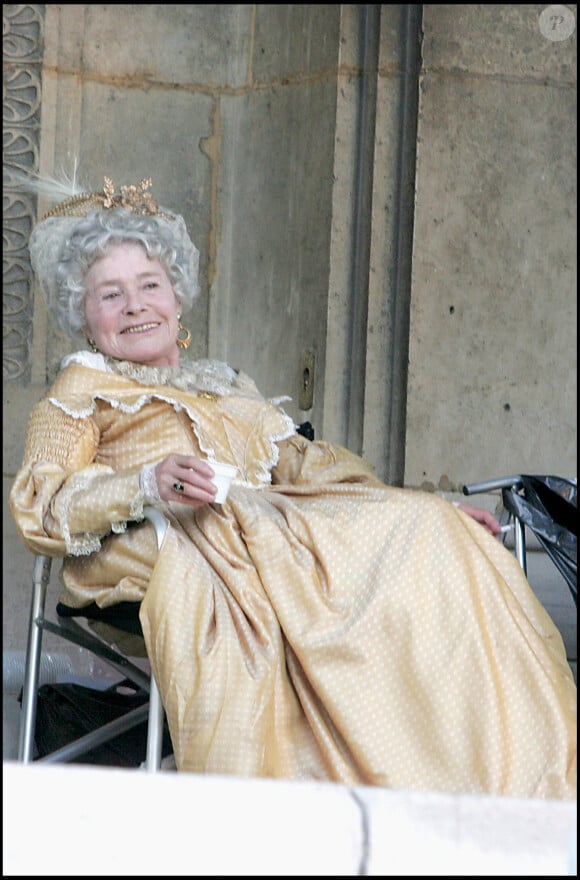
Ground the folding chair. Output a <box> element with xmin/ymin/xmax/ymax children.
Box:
<box><xmin>18</xmin><ymin>505</ymin><xmax>169</xmax><ymax>771</ymax></box>
<box><xmin>18</xmin><ymin>421</ymin><xmax>316</xmax><ymax>770</ymax></box>
<box><xmin>462</xmin><ymin>474</ymin><xmax>577</xmax><ymax>604</ymax></box>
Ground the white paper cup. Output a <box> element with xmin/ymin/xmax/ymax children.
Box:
<box><xmin>210</xmin><ymin>461</ymin><xmax>238</xmax><ymax>503</ymax></box>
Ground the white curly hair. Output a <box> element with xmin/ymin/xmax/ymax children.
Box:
<box><xmin>29</xmin><ymin>206</ymin><xmax>200</xmax><ymax>340</ymax></box>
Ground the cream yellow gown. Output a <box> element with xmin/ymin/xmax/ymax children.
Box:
<box><xmin>10</xmin><ymin>352</ymin><xmax>576</xmax><ymax>799</ymax></box>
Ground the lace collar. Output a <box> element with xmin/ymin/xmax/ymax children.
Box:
<box><xmin>60</xmin><ymin>350</ymin><xmax>260</xmax><ymax>398</ymax></box>
<box><xmin>105</xmin><ymin>355</ymin><xmax>240</xmax><ymax>395</ymax></box>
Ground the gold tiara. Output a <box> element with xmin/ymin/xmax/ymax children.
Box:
<box><xmin>27</xmin><ymin>172</ymin><xmax>201</xmax><ymax>324</ymax></box>
<box><xmin>41</xmin><ymin>177</ymin><xmax>169</xmax><ymax>220</ymax></box>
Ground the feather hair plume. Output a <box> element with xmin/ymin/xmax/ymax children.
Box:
<box><xmin>15</xmin><ymin>164</ymin><xmax>164</xmax><ymax>219</ymax></box>
<box><xmin>19</xmin><ymin>163</ymin><xmax>201</xmax><ymax>321</ymax></box>
<box><xmin>12</xmin><ymin>158</ymin><xmax>91</xmax><ymax>207</ymax></box>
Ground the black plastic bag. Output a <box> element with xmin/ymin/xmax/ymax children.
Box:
<box><xmin>31</xmin><ymin>679</ymin><xmax>173</xmax><ymax>767</ymax></box>
<box><xmin>502</xmin><ymin>475</ymin><xmax>577</xmax><ymax>603</ymax></box>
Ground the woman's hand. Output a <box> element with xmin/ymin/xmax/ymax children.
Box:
<box><xmin>155</xmin><ymin>454</ymin><xmax>217</xmax><ymax>506</ymax></box>
<box><xmin>457</xmin><ymin>502</ymin><xmax>502</xmax><ymax>536</ymax></box>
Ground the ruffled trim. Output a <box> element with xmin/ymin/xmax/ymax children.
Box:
<box><xmin>129</xmin><ymin>489</ymin><xmax>146</xmax><ymax>523</ymax></box>
<box><xmin>48</xmin><ymin>390</ymin><xmax>183</xmax><ymax>419</ymax></box>
<box><xmin>57</xmin><ymin>464</ymin><xmax>146</xmax><ymax>556</ymax></box>
<box><xmin>48</xmin><ymin>356</ymin><xmax>297</xmax><ymax>490</ymax></box>
<box><xmin>47</xmin><ymin>389</ymin><xmax>241</xmax><ymax>466</ymax></box>
<box><xmin>106</xmin><ymin>355</ymin><xmax>242</xmax><ymax>396</ymax></box>
<box><xmin>139</xmin><ymin>462</ymin><xmax>163</xmax><ymax>505</ymax></box>
<box><xmin>57</xmin><ymin>472</ymin><xmax>110</xmax><ymax>556</ymax></box>
<box><xmin>61</xmin><ymin>350</ymin><xmax>254</xmax><ymax>398</ymax></box>
<box><xmin>61</xmin><ymin>351</ymin><xmax>110</xmax><ymax>372</ymax></box>
<box><xmin>48</xmin><ymin>390</ymin><xmax>297</xmax><ymax>481</ymax></box>
<box><xmin>252</xmin><ymin>410</ymin><xmax>297</xmax><ymax>487</ymax></box>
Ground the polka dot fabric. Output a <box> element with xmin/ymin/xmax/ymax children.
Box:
<box><xmin>11</xmin><ymin>361</ymin><xmax>577</xmax><ymax>798</ymax></box>
<box><xmin>141</xmin><ymin>484</ymin><xmax>576</xmax><ymax>798</ymax></box>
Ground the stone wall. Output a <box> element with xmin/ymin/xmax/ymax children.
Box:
<box><xmin>3</xmin><ymin>5</ymin><xmax>576</xmax><ymax>659</ymax></box>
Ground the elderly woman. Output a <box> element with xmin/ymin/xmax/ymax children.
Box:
<box><xmin>10</xmin><ymin>178</ymin><xmax>576</xmax><ymax>799</ymax></box>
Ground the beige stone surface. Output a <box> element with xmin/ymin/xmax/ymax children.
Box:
<box><xmin>405</xmin><ymin>5</ymin><xmax>576</xmax><ymax>489</ymax></box>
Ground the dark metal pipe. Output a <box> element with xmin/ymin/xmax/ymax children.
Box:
<box><xmin>386</xmin><ymin>4</ymin><xmax>423</xmax><ymax>486</ymax></box>
<box><xmin>346</xmin><ymin>4</ymin><xmax>381</xmax><ymax>454</ymax></box>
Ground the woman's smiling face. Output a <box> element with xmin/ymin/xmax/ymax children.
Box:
<box><xmin>83</xmin><ymin>242</ymin><xmax>182</xmax><ymax>367</ymax></box>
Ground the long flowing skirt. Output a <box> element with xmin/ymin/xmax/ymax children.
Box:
<box><xmin>140</xmin><ymin>483</ymin><xmax>576</xmax><ymax>799</ymax></box>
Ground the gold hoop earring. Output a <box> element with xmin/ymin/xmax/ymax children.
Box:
<box><xmin>177</xmin><ymin>322</ymin><xmax>192</xmax><ymax>350</ymax></box>
<box><xmin>87</xmin><ymin>338</ymin><xmax>98</xmax><ymax>353</ymax></box>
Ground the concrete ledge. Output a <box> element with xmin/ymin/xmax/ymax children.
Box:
<box><xmin>2</xmin><ymin>762</ymin><xmax>576</xmax><ymax>876</ymax></box>
<box><xmin>359</xmin><ymin>786</ymin><xmax>576</xmax><ymax>876</ymax></box>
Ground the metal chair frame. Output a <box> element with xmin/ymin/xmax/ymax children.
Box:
<box><xmin>18</xmin><ymin>424</ymin><xmax>316</xmax><ymax>770</ymax></box>
<box><xmin>18</xmin><ymin>506</ymin><xmax>169</xmax><ymax>771</ymax></box>
<box><xmin>463</xmin><ymin>475</ymin><xmax>528</xmax><ymax>572</ymax></box>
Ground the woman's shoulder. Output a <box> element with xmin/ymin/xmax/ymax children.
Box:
<box><xmin>45</xmin><ymin>350</ymin><xmax>118</xmax><ymax>411</ymax></box>
<box><xmin>60</xmin><ymin>350</ymin><xmax>111</xmax><ymax>372</ymax></box>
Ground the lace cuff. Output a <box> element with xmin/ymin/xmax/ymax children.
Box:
<box><xmin>139</xmin><ymin>462</ymin><xmax>162</xmax><ymax>505</ymax></box>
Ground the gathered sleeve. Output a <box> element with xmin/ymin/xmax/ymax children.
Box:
<box><xmin>9</xmin><ymin>399</ymin><xmax>145</xmax><ymax>558</ymax></box>
<box><xmin>271</xmin><ymin>433</ymin><xmax>383</xmax><ymax>487</ymax></box>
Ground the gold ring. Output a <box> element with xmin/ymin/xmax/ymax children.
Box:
<box><xmin>173</xmin><ymin>481</ymin><xmax>185</xmax><ymax>493</ymax></box>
